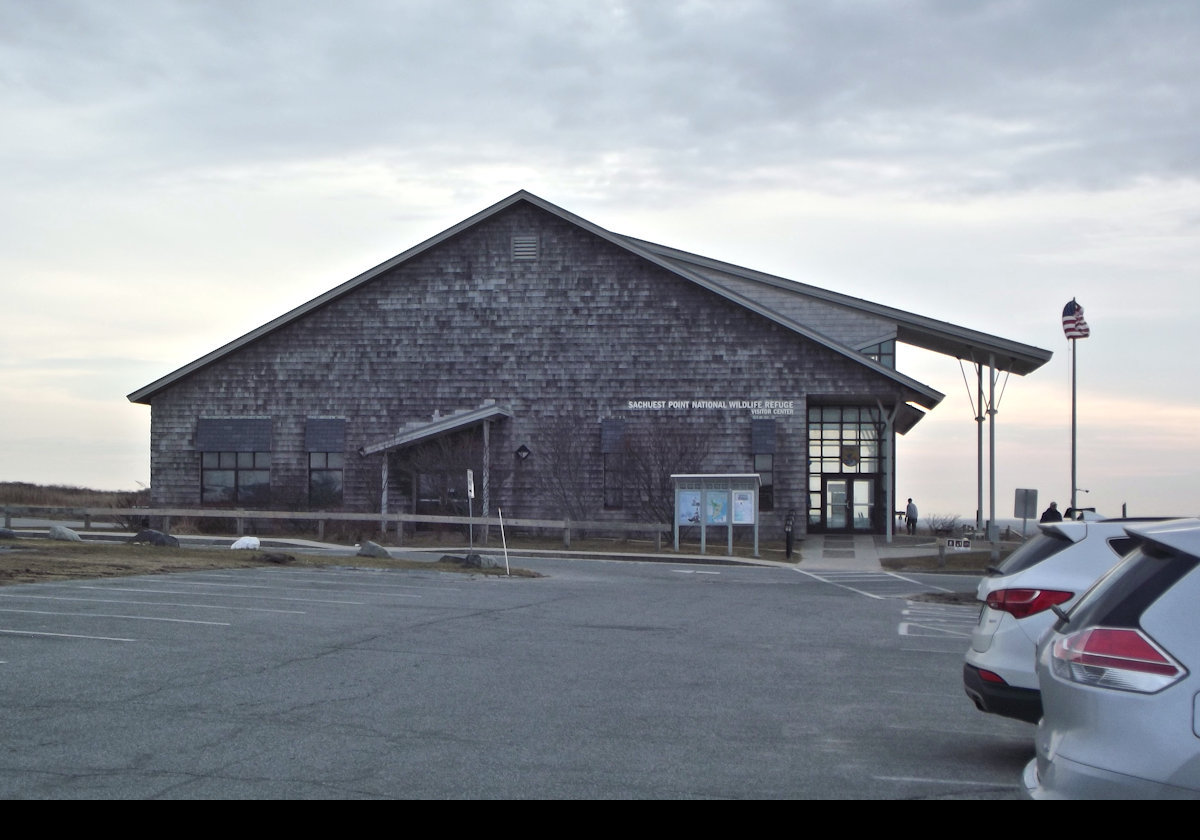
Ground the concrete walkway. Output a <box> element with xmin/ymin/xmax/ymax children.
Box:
<box><xmin>795</xmin><ymin>534</ymin><xmax>943</xmax><ymax>571</ymax></box>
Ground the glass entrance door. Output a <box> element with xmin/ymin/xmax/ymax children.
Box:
<box><xmin>823</xmin><ymin>478</ymin><xmax>875</xmax><ymax>532</ymax></box>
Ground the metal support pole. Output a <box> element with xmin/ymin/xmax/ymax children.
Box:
<box><xmin>877</xmin><ymin>400</ymin><xmax>898</xmax><ymax>544</ymax></box>
<box><xmin>988</xmin><ymin>353</ymin><xmax>999</xmax><ymax>551</ymax></box>
<box><xmin>976</xmin><ymin>362</ymin><xmax>985</xmax><ymax>531</ymax></box>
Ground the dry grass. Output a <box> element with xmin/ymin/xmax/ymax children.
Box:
<box><xmin>0</xmin><ymin>482</ymin><xmax>148</xmax><ymax>507</ymax></box>
<box><xmin>0</xmin><ymin>539</ymin><xmax>541</xmax><ymax>586</ymax></box>
<box><xmin>880</xmin><ymin>548</ymin><xmax>1008</xmax><ymax>574</ymax></box>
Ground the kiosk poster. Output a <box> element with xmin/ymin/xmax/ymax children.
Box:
<box><xmin>706</xmin><ymin>492</ymin><xmax>729</xmax><ymax>525</ymax></box>
<box><xmin>677</xmin><ymin>490</ymin><xmax>701</xmax><ymax>525</ymax></box>
<box><xmin>732</xmin><ymin>490</ymin><xmax>755</xmax><ymax>524</ymax></box>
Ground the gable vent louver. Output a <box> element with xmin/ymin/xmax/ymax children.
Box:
<box><xmin>511</xmin><ymin>235</ymin><xmax>539</xmax><ymax>261</ymax></box>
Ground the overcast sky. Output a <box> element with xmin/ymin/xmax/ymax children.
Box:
<box><xmin>3</xmin><ymin>0</ymin><xmax>1198</xmax><ymax>524</ymax></box>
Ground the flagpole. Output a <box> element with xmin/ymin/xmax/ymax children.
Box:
<box><xmin>1070</xmin><ymin>335</ymin><xmax>1077</xmax><ymax>514</ymax></box>
<box><xmin>1062</xmin><ymin>297</ymin><xmax>1088</xmax><ymax>517</ymax></box>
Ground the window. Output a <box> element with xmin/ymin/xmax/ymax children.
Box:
<box><xmin>306</xmin><ymin>418</ymin><xmax>346</xmax><ymax>508</ymax></box>
<box><xmin>601</xmin><ymin>419</ymin><xmax>625</xmax><ymax>510</ymax></box>
<box><xmin>196</xmin><ymin>418</ymin><xmax>272</xmax><ymax>506</ymax></box>
<box><xmin>751</xmin><ymin>419</ymin><xmax>776</xmax><ymax>512</ymax></box>
<box><xmin>861</xmin><ymin>339</ymin><xmax>895</xmax><ymax>369</ymax></box>
<box><xmin>807</xmin><ymin>406</ymin><xmax>885</xmax><ymax>527</ymax></box>
<box><xmin>755</xmin><ymin>454</ymin><xmax>775</xmax><ymax>512</ymax></box>
<box><xmin>309</xmin><ymin>452</ymin><xmax>345</xmax><ymax>508</ymax></box>
<box><xmin>202</xmin><ymin>451</ymin><xmax>271</xmax><ymax>505</ymax></box>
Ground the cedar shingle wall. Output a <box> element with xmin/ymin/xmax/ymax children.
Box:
<box><xmin>145</xmin><ymin>203</ymin><xmax>907</xmax><ymax>530</ymax></box>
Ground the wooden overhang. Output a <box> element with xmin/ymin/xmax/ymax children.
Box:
<box><xmin>357</xmin><ymin>404</ymin><xmax>514</xmax><ymax>457</ymax></box>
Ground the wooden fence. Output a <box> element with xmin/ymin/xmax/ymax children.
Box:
<box><xmin>2</xmin><ymin>505</ymin><xmax>672</xmax><ymax>551</ymax></box>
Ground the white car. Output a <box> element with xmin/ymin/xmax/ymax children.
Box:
<box><xmin>963</xmin><ymin>518</ymin><xmax>1155</xmax><ymax>723</ymax></box>
<box><xmin>1025</xmin><ymin>517</ymin><xmax>1200</xmax><ymax>798</ymax></box>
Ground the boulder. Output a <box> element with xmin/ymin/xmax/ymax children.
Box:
<box><xmin>230</xmin><ymin>536</ymin><xmax>260</xmax><ymax>550</ymax></box>
<box><xmin>443</xmin><ymin>553</ymin><xmax>499</xmax><ymax>569</ymax></box>
<box><xmin>357</xmin><ymin>540</ymin><xmax>392</xmax><ymax>559</ymax></box>
<box><xmin>128</xmin><ymin>529</ymin><xmax>180</xmax><ymax>548</ymax></box>
<box><xmin>47</xmin><ymin>524</ymin><xmax>83</xmax><ymax>542</ymax></box>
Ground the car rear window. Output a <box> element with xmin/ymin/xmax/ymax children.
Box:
<box><xmin>990</xmin><ymin>531</ymin><xmax>1073</xmax><ymax>575</ymax></box>
<box><xmin>1060</xmin><ymin>543</ymin><xmax>1199</xmax><ymax>631</ymax></box>
<box><xmin>1106</xmin><ymin>536</ymin><xmax>1139</xmax><ymax>557</ymax></box>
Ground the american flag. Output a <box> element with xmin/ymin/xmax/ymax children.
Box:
<box><xmin>1062</xmin><ymin>299</ymin><xmax>1090</xmax><ymax>339</ymax></box>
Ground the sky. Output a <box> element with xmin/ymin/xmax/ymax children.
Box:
<box><xmin>2</xmin><ymin>0</ymin><xmax>1198</xmax><ymax>525</ymax></box>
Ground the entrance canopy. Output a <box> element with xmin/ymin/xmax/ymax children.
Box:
<box><xmin>358</xmin><ymin>402</ymin><xmax>512</xmax><ymax>456</ymax></box>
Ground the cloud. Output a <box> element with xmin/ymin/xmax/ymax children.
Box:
<box><xmin>1</xmin><ymin>0</ymin><xmax>1198</xmax><ymax>517</ymax></box>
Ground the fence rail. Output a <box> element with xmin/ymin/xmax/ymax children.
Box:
<box><xmin>1</xmin><ymin>505</ymin><xmax>672</xmax><ymax>551</ymax></box>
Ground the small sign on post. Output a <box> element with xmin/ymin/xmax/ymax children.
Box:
<box><xmin>1015</xmin><ymin>488</ymin><xmax>1037</xmax><ymax>536</ymax></box>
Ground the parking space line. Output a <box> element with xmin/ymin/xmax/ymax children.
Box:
<box><xmin>792</xmin><ymin>569</ymin><xmax>886</xmax><ymax>599</ymax></box>
<box><xmin>73</xmin><ymin>584</ymin><xmax>366</xmax><ymax>605</ymax></box>
<box><xmin>0</xmin><ymin>592</ymin><xmax>305</xmax><ymax>614</ymax></box>
<box><xmin>0</xmin><ymin>607</ymin><xmax>230</xmax><ymax>626</ymax></box>
<box><xmin>151</xmin><ymin>579</ymin><xmax>423</xmax><ymax>598</ymax></box>
<box><xmin>0</xmin><ymin>628</ymin><xmax>136</xmax><ymax>642</ymax></box>
<box><xmin>899</xmin><ymin>602</ymin><xmax>977</xmax><ymax>638</ymax></box>
<box><xmin>874</xmin><ymin>774</ymin><xmax>1016</xmax><ymax>789</ymax></box>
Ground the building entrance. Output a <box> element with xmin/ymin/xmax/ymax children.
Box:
<box><xmin>821</xmin><ymin>477</ymin><xmax>876</xmax><ymax>533</ymax></box>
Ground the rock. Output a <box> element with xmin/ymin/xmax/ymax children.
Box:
<box><xmin>259</xmin><ymin>552</ymin><xmax>294</xmax><ymax>564</ymax></box>
<box><xmin>48</xmin><ymin>524</ymin><xmax>83</xmax><ymax>542</ymax></box>
<box><xmin>443</xmin><ymin>553</ymin><xmax>499</xmax><ymax>569</ymax></box>
<box><xmin>230</xmin><ymin>536</ymin><xmax>260</xmax><ymax>550</ymax></box>
<box><xmin>128</xmin><ymin>529</ymin><xmax>180</xmax><ymax>548</ymax></box>
<box><xmin>470</xmin><ymin>553</ymin><xmax>499</xmax><ymax>569</ymax></box>
<box><xmin>357</xmin><ymin>540</ymin><xmax>392</xmax><ymax>558</ymax></box>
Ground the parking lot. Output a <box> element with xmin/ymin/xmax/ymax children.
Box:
<box><xmin>0</xmin><ymin>557</ymin><xmax>1033</xmax><ymax>799</ymax></box>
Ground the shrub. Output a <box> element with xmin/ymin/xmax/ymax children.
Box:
<box><xmin>924</xmin><ymin>513</ymin><xmax>961</xmax><ymax>535</ymax></box>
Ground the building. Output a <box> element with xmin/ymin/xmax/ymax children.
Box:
<box><xmin>127</xmin><ymin>190</ymin><xmax>1051</xmax><ymax>538</ymax></box>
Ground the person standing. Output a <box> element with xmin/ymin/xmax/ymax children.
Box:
<box><xmin>1040</xmin><ymin>501</ymin><xmax>1063</xmax><ymax>523</ymax></box>
<box><xmin>905</xmin><ymin>498</ymin><xmax>918</xmax><ymax>536</ymax></box>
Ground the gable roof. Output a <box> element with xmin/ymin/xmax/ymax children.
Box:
<box><xmin>128</xmin><ymin>190</ymin><xmax>1046</xmax><ymax>409</ymax></box>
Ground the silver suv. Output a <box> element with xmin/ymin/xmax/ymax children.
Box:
<box><xmin>1025</xmin><ymin>517</ymin><xmax>1200</xmax><ymax>798</ymax></box>
<box><xmin>963</xmin><ymin>518</ymin><xmax>1159</xmax><ymax>723</ymax></box>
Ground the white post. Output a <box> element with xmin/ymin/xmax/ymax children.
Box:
<box><xmin>499</xmin><ymin>508</ymin><xmax>510</xmax><ymax>576</ymax></box>
<box><xmin>379</xmin><ymin>456</ymin><xmax>389</xmax><ymax>534</ymax></box>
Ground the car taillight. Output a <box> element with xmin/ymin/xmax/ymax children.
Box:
<box><xmin>1051</xmin><ymin>627</ymin><xmax>1186</xmax><ymax>693</ymax></box>
<box><xmin>985</xmin><ymin>588</ymin><xmax>1073</xmax><ymax>619</ymax></box>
